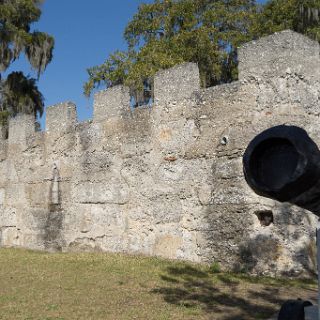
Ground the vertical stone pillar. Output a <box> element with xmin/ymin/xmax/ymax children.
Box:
<box><xmin>93</xmin><ymin>85</ymin><xmax>130</xmax><ymax>122</ymax></box>
<box><xmin>153</xmin><ymin>62</ymin><xmax>200</xmax><ymax>105</ymax></box>
<box><xmin>46</xmin><ymin>102</ymin><xmax>77</xmax><ymax>133</ymax></box>
<box><xmin>8</xmin><ymin>114</ymin><xmax>35</xmax><ymax>144</ymax></box>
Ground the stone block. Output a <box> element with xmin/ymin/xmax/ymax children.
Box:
<box><xmin>46</xmin><ymin>101</ymin><xmax>77</xmax><ymax>133</ymax></box>
<box><xmin>238</xmin><ymin>30</ymin><xmax>320</xmax><ymax>80</ymax></box>
<box><xmin>93</xmin><ymin>85</ymin><xmax>130</xmax><ymax>122</ymax></box>
<box><xmin>8</xmin><ymin>114</ymin><xmax>35</xmax><ymax>144</ymax></box>
<box><xmin>154</xmin><ymin>62</ymin><xmax>200</xmax><ymax>105</ymax></box>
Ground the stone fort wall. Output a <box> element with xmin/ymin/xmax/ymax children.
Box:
<box><xmin>0</xmin><ymin>30</ymin><xmax>319</xmax><ymax>276</ymax></box>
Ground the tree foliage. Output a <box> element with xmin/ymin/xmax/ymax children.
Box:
<box><xmin>255</xmin><ymin>0</ymin><xmax>320</xmax><ymax>42</ymax></box>
<box><xmin>1</xmin><ymin>71</ymin><xmax>44</xmax><ymax>117</ymax></box>
<box><xmin>84</xmin><ymin>0</ymin><xmax>320</xmax><ymax>106</ymax></box>
<box><xmin>84</xmin><ymin>0</ymin><xmax>258</xmax><ymax>105</ymax></box>
<box><xmin>0</xmin><ymin>0</ymin><xmax>54</xmax><ymax>123</ymax></box>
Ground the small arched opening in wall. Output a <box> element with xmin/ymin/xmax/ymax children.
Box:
<box><xmin>255</xmin><ymin>210</ymin><xmax>274</xmax><ymax>227</ymax></box>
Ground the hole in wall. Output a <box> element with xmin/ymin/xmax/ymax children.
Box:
<box><xmin>255</xmin><ymin>210</ymin><xmax>274</xmax><ymax>227</ymax></box>
<box><xmin>220</xmin><ymin>136</ymin><xmax>228</xmax><ymax>145</ymax></box>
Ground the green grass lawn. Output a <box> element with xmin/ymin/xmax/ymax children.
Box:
<box><xmin>0</xmin><ymin>248</ymin><xmax>317</xmax><ymax>320</ymax></box>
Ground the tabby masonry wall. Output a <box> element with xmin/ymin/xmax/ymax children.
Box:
<box><xmin>1</xmin><ymin>30</ymin><xmax>319</xmax><ymax>276</ymax></box>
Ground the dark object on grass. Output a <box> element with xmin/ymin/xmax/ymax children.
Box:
<box><xmin>243</xmin><ymin>125</ymin><xmax>320</xmax><ymax>215</ymax></box>
<box><xmin>277</xmin><ymin>299</ymin><xmax>312</xmax><ymax>320</ymax></box>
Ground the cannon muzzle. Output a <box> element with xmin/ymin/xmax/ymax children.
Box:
<box><xmin>243</xmin><ymin>125</ymin><xmax>320</xmax><ymax>216</ymax></box>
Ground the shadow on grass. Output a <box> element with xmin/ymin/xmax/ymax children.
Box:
<box><xmin>151</xmin><ymin>265</ymin><xmax>316</xmax><ymax>320</ymax></box>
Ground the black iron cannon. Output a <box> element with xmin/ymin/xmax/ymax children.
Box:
<box><xmin>243</xmin><ymin>125</ymin><xmax>319</xmax><ymax>320</ymax></box>
<box><xmin>243</xmin><ymin>125</ymin><xmax>320</xmax><ymax>216</ymax></box>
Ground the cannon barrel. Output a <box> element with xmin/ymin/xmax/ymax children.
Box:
<box><xmin>243</xmin><ymin>125</ymin><xmax>320</xmax><ymax>216</ymax></box>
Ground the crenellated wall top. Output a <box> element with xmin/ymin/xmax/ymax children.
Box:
<box><xmin>2</xmin><ymin>30</ymin><xmax>319</xmax><ymax>145</ymax></box>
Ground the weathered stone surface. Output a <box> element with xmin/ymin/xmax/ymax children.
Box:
<box><xmin>0</xmin><ymin>30</ymin><xmax>319</xmax><ymax>276</ymax></box>
<box><xmin>46</xmin><ymin>102</ymin><xmax>77</xmax><ymax>133</ymax></box>
<box><xmin>93</xmin><ymin>85</ymin><xmax>130</xmax><ymax>121</ymax></box>
<box><xmin>154</xmin><ymin>62</ymin><xmax>200</xmax><ymax>105</ymax></box>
